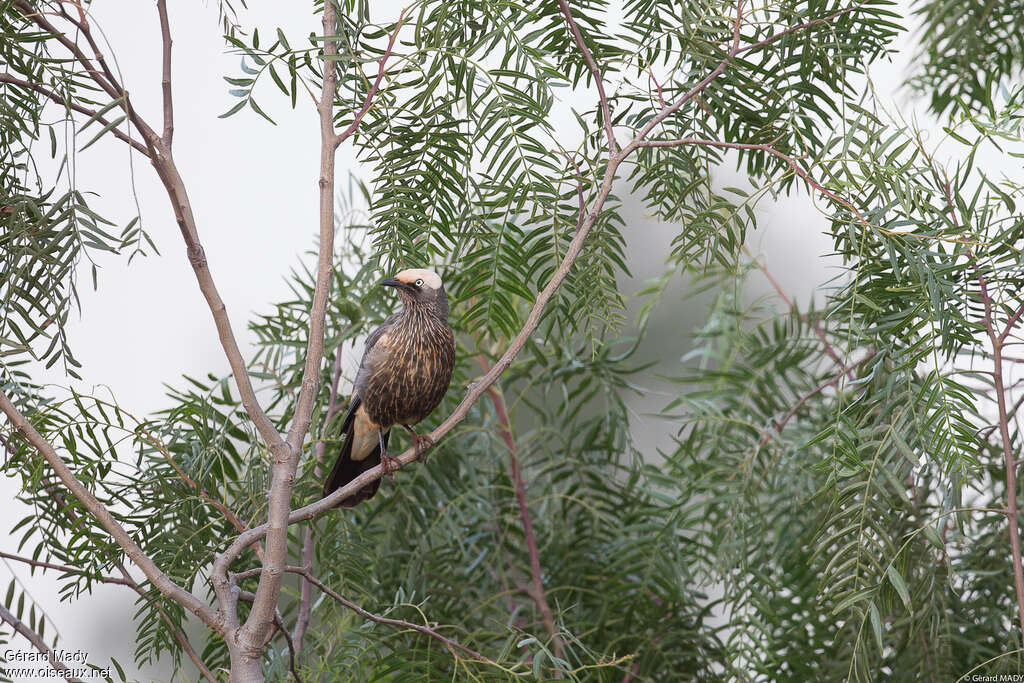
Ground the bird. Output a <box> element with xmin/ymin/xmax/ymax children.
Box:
<box><xmin>322</xmin><ymin>268</ymin><xmax>456</xmax><ymax>507</ymax></box>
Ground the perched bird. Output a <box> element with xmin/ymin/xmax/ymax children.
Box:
<box><xmin>322</xmin><ymin>268</ymin><xmax>456</xmax><ymax>507</ymax></box>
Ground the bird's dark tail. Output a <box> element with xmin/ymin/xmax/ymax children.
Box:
<box><xmin>322</xmin><ymin>397</ymin><xmax>389</xmax><ymax>507</ymax></box>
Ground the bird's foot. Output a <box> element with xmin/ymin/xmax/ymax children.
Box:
<box><xmin>413</xmin><ymin>433</ymin><xmax>434</xmax><ymax>462</ymax></box>
<box><xmin>403</xmin><ymin>426</ymin><xmax>434</xmax><ymax>463</ymax></box>
<box><xmin>380</xmin><ymin>451</ymin><xmax>400</xmax><ymax>483</ymax></box>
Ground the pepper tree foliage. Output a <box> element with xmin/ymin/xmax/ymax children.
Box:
<box><xmin>1</xmin><ymin>0</ymin><xmax>1024</xmax><ymax>680</ymax></box>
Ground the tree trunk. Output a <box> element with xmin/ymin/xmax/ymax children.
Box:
<box><xmin>228</xmin><ymin>645</ymin><xmax>264</xmax><ymax>683</ymax></box>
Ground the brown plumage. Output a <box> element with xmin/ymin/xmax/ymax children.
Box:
<box><xmin>322</xmin><ymin>268</ymin><xmax>455</xmax><ymax>507</ymax></box>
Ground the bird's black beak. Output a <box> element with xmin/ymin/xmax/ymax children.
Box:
<box><xmin>380</xmin><ymin>278</ymin><xmax>412</xmax><ymax>291</ymax></box>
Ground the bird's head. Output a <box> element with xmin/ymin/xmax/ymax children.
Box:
<box><xmin>380</xmin><ymin>268</ymin><xmax>449</xmax><ymax>320</ymax></box>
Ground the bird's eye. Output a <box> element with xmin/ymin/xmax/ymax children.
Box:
<box><xmin>414</xmin><ymin>278</ymin><xmax>424</xmax><ymax>287</ymax></box>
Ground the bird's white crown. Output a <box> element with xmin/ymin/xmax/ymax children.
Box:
<box><xmin>393</xmin><ymin>268</ymin><xmax>443</xmax><ymax>289</ymax></box>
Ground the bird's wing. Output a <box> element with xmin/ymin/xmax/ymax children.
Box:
<box><xmin>354</xmin><ymin>312</ymin><xmax>400</xmax><ymax>396</ymax></box>
<box><xmin>363</xmin><ymin>312</ymin><xmax>400</xmax><ymax>352</ymax></box>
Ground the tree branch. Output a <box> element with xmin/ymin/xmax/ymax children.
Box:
<box><xmin>556</xmin><ymin>0</ymin><xmax>616</xmax><ymax>154</ymax></box>
<box><xmin>0</xmin><ymin>550</ymin><xmax>129</xmax><ymax>586</ymax></box>
<box><xmin>116</xmin><ymin>570</ymin><xmax>218</xmax><ymax>683</ymax></box>
<box><xmin>0</xmin><ymin>391</ymin><xmax>221</xmax><ymax>632</ymax></box>
<box><xmin>483</xmin><ymin>381</ymin><xmax>564</xmax><ymax>661</ymax></box>
<box><xmin>131</xmin><ymin>415</ymin><xmax>264</xmax><ymax>562</ymax></box>
<box><xmin>979</xmin><ymin>271</ymin><xmax>1024</xmax><ymax>648</ymax></box>
<box><xmin>631</xmin><ymin>137</ymin><xmax>970</xmax><ymax>245</ymax></box>
<box><xmin>1</xmin><ymin>435</ymin><xmax>217</xmax><ymax>682</ymax></box>
<box><xmin>630</xmin><ymin>0</ymin><xmax>744</xmax><ymax>144</ymax></box>
<box><xmin>333</xmin><ymin>8</ymin><xmax>406</xmax><ymax>148</ymax></box>
<box><xmin>17</xmin><ymin>0</ymin><xmax>286</xmax><ymax>455</ymax></box>
<box><xmin>743</xmin><ymin>246</ymin><xmax>852</xmax><ymax>378</ymax></box>
<box><xmin>734</xmin><ymin>3</ymin><xmax>865</xmax><ymax>57</ymax></box>
<box><xmin>156</xmin><ymin>0</ymin><xmax>173</xmax><ymax>144</ymax></box>
<box><xmin>294</xmin><ymin>343</ymin><xmax>346</xmax><ymax>653</ymax></box>
<box><xmin>760</xmin><ymin>352</ymin><xmax>876</xmax><ymax>449</ymax></box>
<box><xmin>0</xmin><ymin>72</ymin><xmax>148</xmax><ymax>155</ymax></box>
<box><xmin>233</xmin><ymin>591</ymin><xmax>302</xmax><ymax>683</ymax></box>
<box><xmin>43</xmin><ymin>0</ymin><xmax>164</xmax><ymax>153</ymax></box>
<box><xmin>1000</xmin><ymin>300</ymin><xmax>1024</xmax><ymax>344</ymax></box>
<box><xmin>15</xmin><ymin>0</ymin><xmax>120</xmax><ymax>101</ymax></box>
<box><xmin>239</xmin><ymin>0</ymin><xmax>346</xmax><ymax>651</ymax></box>
<box><xmin>293</xmin><ymin>568</ymin><xmax>496</xmax><ymax>665</ymax></box>
<box><xmin>0</xmin><ymin>603</ymin><xmax>78</xmax><ymax>682</ymax></box>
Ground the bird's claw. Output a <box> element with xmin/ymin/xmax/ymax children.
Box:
<box><xmin>412</xmin><ymin>433</ymin><xmax>434</xmax><ymax>463</ymax></box>
<box><xmin>381</xmin><ymin>451</ymin><xmax>400</xmax><ymax>484</ymax></box>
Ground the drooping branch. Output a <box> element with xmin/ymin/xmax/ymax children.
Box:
<box><xmin>0</xmin><ymin>603</ymin><xmax>77</xmax><ymax>681</ymax></box>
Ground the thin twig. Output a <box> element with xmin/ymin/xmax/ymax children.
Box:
<box><xmin>0</xmin><ymin>73</ymin><xmax>148</xmax><ymax>154</ymax></box>
<box><xmin>15</xmin><ymin>0</ymin><xmax>120</xmax><ymax>100</ymax></box>
<box><xmin>1000</xmin><ymin>301</ymin><xmax>1024</xmax><ymax>344</ymax></box>
<box><xmin>116</xmin><ymin>568</ymin><xmax>219</xmax><ymax>683</ymax></box>
<box><xmin>0</xmin><ymin>603</ymin><xmax>78</xmax><ymax>681</ymax></box>
<box><xmin>295</xmin><ymin>568</ymin><xmax>496</xmax><ymax>665</ymax></box>
<box><xmin>634</xmin><ymin>138</ymin><xmax>975</xmax><ymax>244</ymax></box>
<box><xmin>728</xmin><ymin>352</ymin><xmax>875</xmax><ymax>487</ymax></box>
<box><xmin>0</xmin><ymin>550</ymin><xmax>129</xmax><ymax>586</ymax></box>
<box><xmin>556</xmin><ymin>0</ymin><xmax>616</xmax><ymax>154</ymax></box>
<box><xmin>560</xmin><ymin>151</ymin><xmax>587</xmax><ymax>233</ymax></box>
<box><xmin>743</xmin><ymin>246</ymin><xmax>851</xmax><ymax>378</ymax></box>
<box><xmin>646</xmin><ymin>66</ymin><xmax>665</xmax><ymax>108</ymax></box>
<box><xmin>333</xmin><ymin>8</ymin><xmax>407</xmax><ymax>148</ymax></box>
<box><xmin>482</xmin><ymin>377</ymin><xmax>565</xmax><ymax>662</ymax></box>
<box><xmin>275</xmin><ymin>611</ymin><xmax>302</xmax><ymax>683</ymax></box>
<box><xmin>630</xmin><ymin>0</ymin><xmax>744</xmax><ymax>144</ymax></box>
<box><xmin>234</xmin><ymin>590</ymin><xmax>304</xmax><ymax>682</ymax></box>
<box><xmin>761</xmin><ymin>352</ymin><xmax>876</xmax><ymax>448</ymax></box>
<box><xmin>734</xmin><ymin>3</ymin><xmax>865</xmax><ymax>57</ymax></box>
